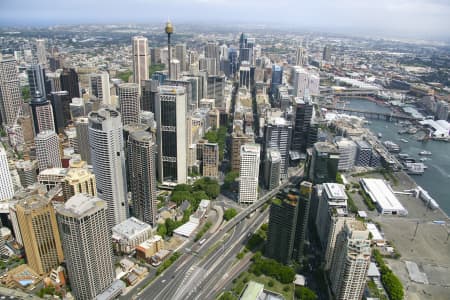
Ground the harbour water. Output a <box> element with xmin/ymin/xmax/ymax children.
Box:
<box><xmin>345</xmin><ymin>98</ymin><xmax>450</xmax><ymax>215</ymax></box>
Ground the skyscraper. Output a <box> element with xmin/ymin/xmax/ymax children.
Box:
<box><xmin>35</xmin><ymin>130</ymin><xmax>61</xmax><ymax>170</ymax></box>
<box><xmin>127</xmin><ymin>130</ymin><xmax>157</xmax><ymax>226</ymax></box>
<box><xmin>271</xmin><ymin>64</ymin><xmax>283</xmax><ymax>88</ymax></box>
<box><xmin>306</xmin><ymin>142</ymin><xmax>340</xmax><ymax>184</ymax></box>
<box><xmin>60</xmin><ymin>68</ymin><xmax>80</xmax><ymax>98</ymax></box>
<box><xmin>29</xmin><ymin>91</ymin><xmax>55</xmax><ymax>134</ymax></box>
<box><xmin>323</xmin><ymin>45</ymin><xmax>332</xmax><ymax>61</ymax></box>
<box><xmin>0</xmin><ymin>58</ymin><xmax>22</xmax><ymax>125</ymax></box>
<box><xmin>141</xmin><ymin>79</ymin><xmax>159</xmax><ymax>113</ymax></box>
<box><xmin>132</xmin><ymin>36</ymin><xmax>149</xmax><ymax>90</ymax></box>
<box><xmin>239</xmin><ymin>62</ymin><xmax>251</xmax><ymax>89</ymax></box>
<box><xmin>118</xmin><ymin>83</ymin><xmax>140</xmax><ymax>125</ymax></box>
<box><xmin>231</xmin><ymin>131</ymin><xmax>253</xmax><ymax>172</ymax></box>
<box><xmin>56</xmin><ymin>194</ymin><xmax>115</xmax><ymax>300</ymax></box>
<box><xmin>0</xmin><ymin>144</ymin><xmax>14</xmax><ymax>201</ymax></box>
<box><xmin>238</xmin><ymin>144</ymin><xmax>260</xmax><ymax>205</ymax></box>
<box><xmin>293</xmin><ymin>181</ymin><xmax>313</xmax><ymax>261</ymax></box>
<box><xmin>263</xmin><ymin>116</ymin><xmax>292</xmax><ymax>179</ymax></box>
<box><xmin>62</xmin><ymin>168</ymin><xmax>97</xmax><ymax>201</ymax></box>
<box><xmin>50</xmin><ymin>91</ymin><xmax>71</xmax><ymax>133</ymax></box>
<box><xmin>200</xmin><ymin>142</ymin><xmax>219</xmax><ymax>178</ymax></box>
<box><xmin>27</xmin><ymin>64</ymin><xmax>47</xmax><ymax>97</ymax></box>
<box><xmin>205</xmin><ymin>41</ymin><xmax>220</xmax><ymax>75</ymax></box>
<box><xmin>329</xmin><ymin>220</ymin><xmax>371</xmax><ymax>300</ymax></box>
<box><xmin>292</xmin><ymin>96</ymin><xmax>313</xmax><ymax>153</ymax></box>
<box><xmin>88</xmin><ymin>108</ymin><xmax>128</xmax><ymax>228</ymax></box>
<box><xmin>263</xmin><ymin>148</ymin><xmax>281</xmax><ymax>190</ymax></box>
<box><xmin>89</xmin><ymin>72</ymin><xmax>111</xmax><ymax>105</ymax></box>
<box><xmin>75</xmin><ymin>117</ymin><xmax>91</xmax><ymax>164</ymax></box>
<box><xmin>35</xmin><ymin>39</ymin><xmax>47</xmax><ymax>67</ymax></box>
<box><xmin>13</xmin><ymin>193</ymin><xmax>64</xmax><ymax>275</ymax></box>
<box><xmin>155</xmin><ymin>86</ymin><xmax>187</xmax><ymax>184</ymax></box>
<box><xmin>175</xmin><ymin>44</ymin><xmax>187</xmax><ymax>72</ymax></box>
<box><xmin>295</xmin><ymin>46</ymin><xmax>307</xmax><ymax>66</ymax></box>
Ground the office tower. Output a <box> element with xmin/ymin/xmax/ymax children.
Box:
<box><xmin>292</xmin><ymin>66</ymin><xmax>309</xmax><ymax>98</ymax></box>
<box><xmin>155</xmin><ymin>86</ymin><xmax>187</xmax><ymax>184</ymax></box>
<box><xmin>292</xmin><ymin>96</ymin><xmax>313</xmax><ymax>153</ymax></box>
<box><xmin>141</xmin><ymin>79</ymin><xmax>159</xmax><ymax>113</ymax></box>
<box><xmin>29</xmin><ymin>91</ymin><xmax>55</xmax><ymax>134</ymax></box>
<box><xmin>46</xmin><ymin>71</ymin><xmax>62</xmax><ymax>93</ymax></box>
<box><xmin>295</xmin><ymin>46</ymin><xmax>307</xmax><ymax>66</ymax></box>
<box><xmin>231</xmin><ymin>131</ymin><xmax>253</xmax><ymax>172</ymax></box>
<box><xmin>263</xmin><ymin>116</ymin><xmax>292</xmax><ymax>179</ymax></box>
<box><xmin>435</xmin><ymin>100</ymin><xmax>449</xmax><ymax>120</ymax></box>
<box><xmin>263</xmin><ymin>148</ymin><xmax>281</xmax><ymax>190</ymax></box>
<box><xmin>163</xmin><ymin>79</ymin><xmax>193</xmax><ymax>112</ymax></box>
<box><xmin>75</xmin><ymin>117</ymin><xmax>91</xmax><ymax>164</ymax></box>
<box><xmin>132</xmin><ymin>36</ymin><xmax>149</xmax><ymax>89</ymax></box>
<box><xmin>127</xmin><ymin>130</ymin><xmax>157</xmax><ymax>225</ymax></box>
<box><xmin>205</xmin><ymin>41</ymin><xmax>220</xmax><ymax>75</ymax></box>
<box><xmin>335</xmin><ymin>139</ymin><xmax>357</xmax><ymax>171</ymax></box>
<box><xmin>201</xmin><ymin>142</ymin><xmax>219</xmax><ymax>178</ymax></box>
<box><xmin>271</xmin><ymin>64</ymin><xmax>283</xmax><ymax>89</ymax></box>
<box><xmin>329</xmin><ymin>220</ymin><xmax>370</xmax><ymax>300</ymax></box>
<box><xmin>266</xmin><ymin>194</ymin><xmax>299</xmax><ymax>264</ymax></box>
<box><xmin>62</xmin><ymin>168</ymin><xmax>96</xmax><ymax>201</ymax></box>
<box><xmin>56</xmin><ymin>194</ymin><xmax>114</xmax><ymax>300</ymax></box>
<box><xmin>175</xmin><ymin>44</ymin><xmax>187</xmax><ymax>72</ymax></box>
<box><xmin>15</xmin><ymin>160</ymin><xmax>38</xmax><ymax>188</ymax></box>
<box><xmin>27</xmin><ymin>64</ymin><xmax>47</xmax><ymax>96</ymax></box>
<box><xmin>89</xmin><ymin>72</ymin><xmax>111</xmax><ymax>105</ymax></box>
<box><xmin>170</xmin><ymin>59</ymin><xmax>181</xmax><ymax>80</ymax></box>
<box><xmin>14</xmin><ymin>193</ymin><xmax>64</xmax><ymax>275</ymax></box>
<box><xmin>207</xmin><ymin>75</ymin><xmax>225</xmax><ymax>108</ymax></box>
<box><xmin>88</xmin><ymin>108</ymin><xmax>128</xmax><ymax>228</ymax></box>
<box><xmin>238</xmin><ymin>144</ymin><xmax>260</xmax><ymax>205</ymax></box>
<box><xmin>49</xmin><ymin>91</ymin><xmax>70</xmax><ymax>133</ymax></box>
<box><xmin>308</xmin><ymin>73</ymin><xmax>320</xmax><ymax>96</ymax></box>
<box><xmin>70</xmin><ymin>98</ymin><xmax>85</xmax><ymax>119</ymax></box>
<box><xmin>35</xmin><ymin>130</ymin><xmax>61</xmax><ymax>170</ymax></box>
<box><xmin>323</xmin><ymin>45</ymin><xmax>332</xmax><ymax>61</ymax></box>
<box><xmin>293</xmin><ymin>181</ymin><xmax>313</xmax><ymax>261</ymax></box>
<box><xmin>35</xmin><ymin>39</ymin><xmax>47</xmax><ymax>66</ymax></box>
<box><xmin>307</xmin><ymin>142</ymin><xmax>339</xmax><ymax>184</ymax></box>
<box><xmin>165</xmin><ymin>21</ymin><xmax>174</xmax><ymax>79</ymax></box>
<box><xmin>37</xmin><ymin>168</ymin><xmax>67</xmax><ymax>191</ymax></box>
<box><xmin>118</xmin><ymin>83</ymin><xmax>140</xmax><ymax>125</ymax></box>
<box><xmin>150</xmin><ymin>47</ymin><xmax>161</xmax><ymax>65</ymax></box>
<box><xmin>60</xmin><ymin>68</ymin><xmax>80</xmax><ymax>98</ymax></box>
<box><xmin>228</xmin><ymin>48</ymin><xmax>238</xmax><ymax>76</ymax></box>
<box><xmin>0</xmin><ymin>145</ymin><xmax>14</xmax><ymax>201</ymax></box>
<box><xmin>355</xmin><ymin>140</ymin><xmax>372</xmax><ymax>167</ymax></box>
<box><xmin>0</xmin><ymin>58</ymin><xmax>22</xmax><ymax>125</ymax></box>
<box><xmin>239</xmin><ymin>62</ymin><xmax>251</xmax><ymax>89</ymax></box>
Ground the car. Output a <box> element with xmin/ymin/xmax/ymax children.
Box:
<box><xmin>161</xmin><ymin>279</ymin><xmax>166</xmax><ymax>283</ymax></box>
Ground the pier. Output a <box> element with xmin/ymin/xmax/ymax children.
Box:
<box><xmin>322</xmin><ymin>105</ymin><xmax>416</xmax><ymax>121</ymax></box>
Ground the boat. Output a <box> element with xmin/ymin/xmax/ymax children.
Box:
<box><xmin>400</xmin><ymin>138</ymin><xmax>408</xmax><ymax>143</ymax></box>
<box><xmin>407</xmin><ymin>127</ymin><xmax>418</xmax><ymax>134</ymax></box>
<box><xmin>419</xmin><ymin>157</ymin><xmax>429</xmax><ymax>162</ymax></box>
<box><xmin>405</xmin><ymin>162</ymin><xmax>425</xmax><ymax>175</ymax></box>
<box><xmin>398</xmin><ymin>129</ymin><xmax>407</xmax><ymax>135</ymax></box>
<box><xmin>419</xmin><ymin>150</ymin><xmax>432</xmax><ymax>156</ymax></box>
<box><xmin>398</xmin><ymin>153</ymin><xmax>409</xmax><ymax>159</ymax></box>
<box><xmin>383</xmin><ymin>141</ymin><xmax>401</xmax><ymax>153</ymax></box>
<box><xmin>378</xmin><ymin>133</ymin><xmax>383</xmax><ymax>138</ymax></box>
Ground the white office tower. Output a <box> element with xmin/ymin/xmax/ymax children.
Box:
<box><xmin>170</xmin><ymin>59</ymin><xmax>181</xmax><ymax>80</ymax></box>
<box><xmin>0</xmin><ymin>145</ymin><xmax>14</xmax><ymax>201</ymax></box>
<box><xmin>118</xmin><ymin>83</ymin><xmax>140</xmax><ymax>125</ymax></box>
<box><xmin>263</xmin><ymin>116</ymin><xmax>292</xmax><ymax>179</ymax></box>
<box><xmin>308</xmin><ymin>73</ymin><xmax>320</xmax><ymax>96</ymax></box>
<box><xmin>155</xmin><ymin>86</ymin><xmax>187</xmax><ymax>185</ymax></box>
<box><xmin>35</xmin><ymin>39</ymin><xmax>47</xmax><ymax>67</ymax></box>
<box><xmin>88</xmin><ymin>108</ymin><xmax>128</xmax><ymax>228</ymax></box>
<box><xmin>56</xmin><ymin>194</ymin><xmax>115</xmax><ymax>300</ymax></box>
<box><xmin>295</xmin><ymin>46</ymin><xmax>307</xmax><ymax>66</ymax></box>
<box><xmin>238</xmin><ymin>144</ymin><xmax>261</xmax><ymax>205</ymax></box>
<box><xmin>329</xmin><ymin>220</ymin><xmax>371</xmax><ymax>300</ymax></box>
<box><xmin>239</xmin><ymin>61</ymin><xmax>251</xmax><ymax>89</ymax></box>
<box><xmin>205</xmin><ymin>41</ymin><xmax>220</xmax><ymax>75</ymax></box>
<box><xmin>89</xmin><ymin>72</ymin><xmax>111</xmax><ymax>105</ymax></box>
<box><xmin>35</xmin><ymin>130</ymin><xmax>61</xmax><ymax>171</ymax></box>
<box><xmin>175</xmin><ymin>44</ymin><xmax>187</xmax><ymax>72</ymax></box>
<box><xmin>75</xmin><ymin>117</ymin><xmax>91</xmax><ymax>164</ymax></box>
<box><xmin>132</xmin><ymin>36</ymin><xmax>149</xmax><ymax>89</ymax></box>
<box><xmin>335</xmin><ymin>139</ymin><xmax>357</xmax><ymax>171</ymax></box>
<box><xmin>292</xmin><ymin>66</ymin><xmax>309</xmax><ymax>98</ymax></box>
<box><xmin>0</xmin><ymin>58</ymin><xmax>22</xmax><ymax>125</ymax></box>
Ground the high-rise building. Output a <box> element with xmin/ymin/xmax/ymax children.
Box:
<box><xmin>238</xmin><ymin>144</ymin><xmax>260</xmax><ymax>205</ymax></box>
<box><xmin>335</xmin><ymin>139</ymin><xmax>357</xmax><ymax>171</ymax></box>
<box><xmin>435</xmin><ymin>100</ymin><xmax>449</xmax><ymax>121</ymax></box>
<box><xmin>89</xmin><ymin>72</ymin><xmax>111</xmax><ymax>105</ymax></box>
<box><xmin>170</xmin><ymin>59</ymin><xmax>181</xmax><ymax>80</ymax></box>
<box><xmin>141</xmin><ymin>79</ymin><xmax>159</xmax><ymax>113</ymax></box>
<box><xmin>266</xmin><ymin>194</ymin><xmax>299</xmax><ymax>264</ymax></box>
<box><xmin>293</xmin><ymin>181</ymin><xmax>313</xmax><ymax>261</ymax></box>
<box><xmin>88</xmin><ymin>108</ymin><xmax>128</xmax><ymax>228</ymax></box>
<box><xmin>355</xmin><ymin>140</ymin><xmax>372</xmax><ymax>167</ymax></box>
<box><xmin>295</xmin><ymin>46</ymin><xmax>307</xmax><ymax>66</ymax></box>
<box><xmin>239</xmin><ymin>62</ymin><xmax>251</xmax><ymax>89</ymax></box>
<box><xmin>271</xmin><ymin>64</ymin><xmax>283</xmax><ymax>88</ymax></box>
<box><xmin>60</xmin><ymin>68</ymin><xmax>80</xmax><ymax>98</ymax></box>
<box><xmin>118</xmin><ymin>83</ymin><xmax>140</xmax><ymax>125</ymax></box>
<box><xmin>200</xmin><ymin>142</ymin><xmax>219</xmax><ymax>178</ymax></box>
<box><xmin>231</xmin><ymin>131</ymin><xmax>253</xmax><ymax>172</ymax></box>
<box><xmin>56</xmin><ymin>194</ymin><xmax>115</xmax><ymax>300</ymax></box>
<box><xmin>29</xmin><ymin>91</ymin><xmax>55</xmax><ymax>134</ymax></box>
<box><xmin>292</xmin><ymin>96</ymin><xmax>313</xmax><ymax>153</ymax></box>
<box><xmin>132</xmin><ymin>36</ymin><xmax>149</xmax><ymax>90</ymax></box>
<box><xmin>15</xmin><ymin>160</ymin><xmax>38</xmax><ymax>189</ymax></box>
<box><xmin>263</xmin><ymin>116</ymin><xmax>292</xmax><ymax>179</ymax></box>
<box><xmin>323</xmin><ymin>45</ymin><xmax>332</xmax><ymax>61</ymax></box>
<box><xmin>35</xmin><ymin>130</ymin><xmax>61</xmax><ymax>170</ymax></box>
<box><xmin>127</xmin><ymin>130</ymin><xmax>157</xmax><ymax>226</ymax></box>
<box><xmin>206</xmin><ymin>75</ymin><xmax>225</xmax><ymax>108</ymax></box>
<box><xmin>263</xmin><ymin>148</ymin><xmax>281</xmax><ymax>190</ymax></box>
<box><xmin>329</xmin><ymin>220</ymin><xmax>370</xmax><ymax>300</ymax></box>
<box><xmin>62</xmin><ymin>168</ymin><xmax>96</xmax><ymax>201</ymax></box>
<box><xmin>35</xmin><ymin>39</ymin><xmax>47</xmax><ymax>67</ymax></box>
<box><xmin>205</xmin><ymin>41</ymin><xmax>220</xmax><ymax>75</ymax></box>
<box><xmin>75</xmin><ymin>117</ymin><xmax>91</xmax><ymax>164</ymax></box>
<box><xmin>325</xmin><ymin>215</ymin><xmax>354</xmax><ymax>270</ymax></box>
<box><xmin>306</xmin><ymin>142</ymin><xmax>339</xmax><ymax>184</ymax></box>
<box><xmin>292</xmin><ymin>67</ymin><xmax>309</xmax><ymax>98</ymax></box>
<box><xmin>175</xmin><ymin>44</ymin><xmax>187</xmax><ymax>72</ymax></box>
<box><xmin>155</xmin><ymin>86</ymin><xmax>187</xmax><ymax>185</ymax></box>
<box><xmin>27</xmin><ymin>64</ymin><xmax>47</xmax><ymax>96</ymax></box>
<box><xmin>50</xmin><ymin>91</ymin><xmax>71</xmax><ymax>133</ymax></box>
<box><xmin>0</xmin><ymin>58</ymin><xmax>22</xmax><ymax>125</ymax></box>
<box><xmin>0</xmin><ymin>145</ymin><xmax>14</xmax><ymax>201</ymax></box>
<box><xmin>13</xmin><ymin>193</ymin><xmax>64</xmax><ymax>275</ymax></box>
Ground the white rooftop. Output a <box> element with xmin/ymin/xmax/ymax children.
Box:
<box><xmin>112</xmin><ymin>217</ymin><xmax>152</xmax><ymax>239</ymax></box>
<box><xmin>38</xmin><ymin>168</ymin><xmax>68</xmax><ymax>176</ymax></box>
<box><xmin>58</xmin><ymin>194</ymin><xmax>106</xmax><ymax>218</ymax></box>
<box><xmin>360</xmin><ymin>178</ymin><xmax>408</xmax><ymax>215</ymax></box>
<box><xmin>366</xmin><ymin>223</ymin><xmax>384</xmax><ymax>241</ymax></box>
<box><xmin>173</xmin><ymin>221</ymin><xmax>198</xmax><ymax>237</ymax></box>
<box><xmin>323</xmin><ymin>183</ymin><xmax>347</xmax><ymax>200</ymax></box>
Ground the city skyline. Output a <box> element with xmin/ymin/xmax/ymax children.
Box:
<box><xmin>0</xmin><ymin>0</ymin><xmax>449</xmax><ymax>41</ymax></box>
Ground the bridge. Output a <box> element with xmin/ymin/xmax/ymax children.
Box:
<box><xmin>320</xmin><ymin>87</ymin><xmax>379</xmax><ymax>97</ymax></box>
<box><xmin>323</xmin><ymin>105</ymin><xmax>416</xmax><ymax>121</ymax></box>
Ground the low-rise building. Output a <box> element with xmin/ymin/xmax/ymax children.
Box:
<box><xmin>135</xmin><ymin>235</ymin><xmax>164</xmax><ymax>261</ymax></box>
<box><xmin>111</xmin><ymin>217</ymin><xmax>153</xmax><ymax>254</ymax></box>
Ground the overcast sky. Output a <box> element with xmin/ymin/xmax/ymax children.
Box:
<box><xmin>1</xmin><ymin>0</ymin><xmax>449</xmax><ymax>40</ymax></box>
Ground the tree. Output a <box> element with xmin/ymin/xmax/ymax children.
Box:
<box><xmin>224</xmin><ymin>208</ymin><xmax>237</xmax><ymax>221</ymax></box>
<box><xmin>157</xmin><ymin>223</ymin><xmax>167</xmax><ymax>237</ymax></box>
<box><xmin>219</xmin><ymin>292</ymin><xmax>237</xmax><ymax>300</ymax></box>
<box><xmin>223</xmin><ymin>171</ymin><xmax>239</xmax><ymax>190</ymax></box>
<box><xmin>295</xmin><ymin>287</ymin><xmax>318</xmax><ymax>300</ymax></box>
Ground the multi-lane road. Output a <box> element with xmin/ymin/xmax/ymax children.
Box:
<box><xmin>131</xmin><ymin>168</ymin><xmax>304</xmax><ymax>300</ymax></box>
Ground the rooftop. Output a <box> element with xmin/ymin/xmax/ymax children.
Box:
<box><xmin>57</xmin><ymin>193</ymin><xmax>106</xmax><ymax>218</ymax></box>
<box><xmin>360</xmin><ymin>178</ymin><xmax>408</xmax><ymax>215</ymax></box>
<box><xmin>323</xmin><ymin>183</ymin><xmax>347</xmax><ymax>200</ymax></box>
<box><xmin>112</xmin><ymin>217</ymin><xmax>152</xmax><ymax>238</ymax></box>
<box><xmin>314</xmin><ymin>142</ymin><xmax>338</xmax><ymax>154</ymax></box>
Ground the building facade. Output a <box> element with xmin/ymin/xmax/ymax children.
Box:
<box><xmin>35</xmin><ymin>130</ymin><xmax>61</xmax><ymax>171</ymax></box>
<box><xmin>238</xmin><ymin>144</ymin><xmax>260</xmax><ymax>205</ymax></box>
<box><xmin>0</xmin><ymin>145</ymin><xmax>14</xmax><ymax>201</ymax></box>
<box><xmin>118</xmin><ymin>83</ymin><xmax>140</xmax><ymax>125</ymax></box>
<box><xmin>132</xmin><ymin>36</ymin><xmax>149</xmax><ymax>90</ymax></box>
<box><xmin>0</xmin><ymin>58</ymin><xmax>22</xmax><ymax>125</ymax></box>
<box><xmin>30</xmin><ymin>91</ymin><xmax>55</xmax><ymax>134</ymax></box>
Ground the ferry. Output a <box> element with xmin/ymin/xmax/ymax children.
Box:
<box><xmin>405</xmin><ymin>162</ymin><xmax>425</xmax><ymax>175</ymax></box>
<box><xmin>419</xmin><ymin>150</ymin><xmax>432</xmax><ymax>156</ymax></box>
<box><xmin>383</xmin><ymin>141</ymin><xmax>401</xmax><ymax>153</ymax></box>
<box><xmin>400</xmin><ymin>138</ymin><xmax>408</xmax><ymax>143</ymax></box>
